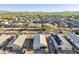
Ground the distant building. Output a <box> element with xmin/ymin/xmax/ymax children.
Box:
<box><xmin>50</xmin><ymin>34</ymin><xmax>73</xmax><ymax>53</ymax></box>
<box><xmin>67</xmin><ymin>33</ymin><xmax>79</xmax><ymax>53</ymax></box>
<box><xmin>0</xmin><ymin>34</ymin><xmax>11</xmax><ymax>49</ymax></box>
<box><xmin>33</xmin><ymin>34</ymin><xmax>47</xmax><ymax>50</ymax></box>
<box><xmin>6</xmin><ymin>35</ymin><xmax>26</xmax><ymax>53</ymax></box>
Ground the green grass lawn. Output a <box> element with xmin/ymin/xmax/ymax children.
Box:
<box><xmin>0</xmin><ymin>13</ymin><xmax>79</xmax><ymax>18</ymax></box>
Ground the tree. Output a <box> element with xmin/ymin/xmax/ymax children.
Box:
<box><xmin>75</xmin><ymin>31</ymin><xmax>79</xmax><ymax>35</ymax></box>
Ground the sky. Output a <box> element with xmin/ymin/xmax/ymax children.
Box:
<box><xmin>0</xmin><ymin>4</ymin><xmax>79</xmax><ymax>12</ymax></box>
